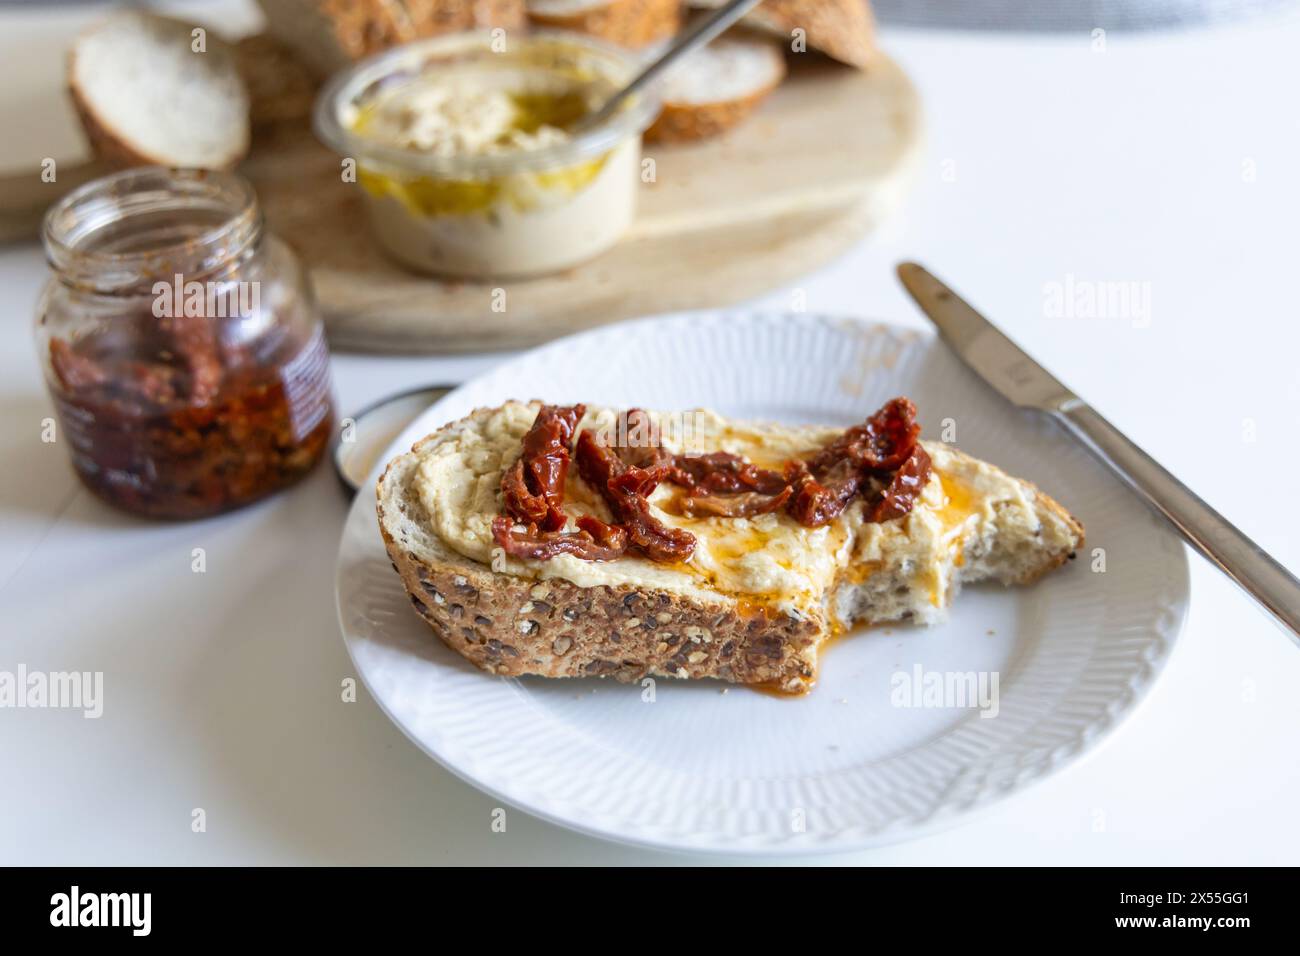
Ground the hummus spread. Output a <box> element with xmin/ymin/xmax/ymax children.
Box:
<box><xmin>413</xmin><ymin>402</ymin><xmax>1042</xmax><ymax>614</ymax></box>
<box><xmin>351</xmin><ymin>71</ymin><xmax>592</xmax><ymax>158</ymax></box>
<box><xmin>346</xmin><ymin>56</ymin><xmax>638</xmax><ymax>278</ymax></box>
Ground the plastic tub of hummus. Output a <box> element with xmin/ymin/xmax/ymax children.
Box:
<box><xmin>314</xmin><ymin>31</ymin><xmax>658</xmax><ymax>279</ymax></box>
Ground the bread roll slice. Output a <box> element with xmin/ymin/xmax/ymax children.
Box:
<box><xmin>68</xmin><ymin>12</ymin><xmax>250</xmax><ymax>170</ymax></box>
<box><xmin>255</xmin><ymin>0</ymin><xmax>527</xmax><ymax>77</ymax></box>
<box><xmin>526</xmin><ymin>0</ymin><xmax>682</xmax><ymax>49</ymax></box>
<box><xmin>377</xmin><ymin>402</ymin><xmax>1085</xmax><ymax>694</ymax></box>
<box><xmin>690</xmin><ymin>0</ymin><xmax>876</xmax><ymax>69</ymax></box>
<box><xmin>645</xmin><ymin>35</ymin><xmax>786</xmax><ymax>144</ymax></box>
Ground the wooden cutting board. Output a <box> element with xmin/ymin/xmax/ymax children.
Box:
<box><xmin>0</xmin><ymin>50</ymin><xmax>920</xmax><ymax>353</ymax></box>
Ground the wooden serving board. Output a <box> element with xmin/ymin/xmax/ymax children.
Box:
<box><xmin>0</xmin><ymin>49</ymin><xmax>920</xmax><ymax>353</ymax></box>
<box><xmin>252</xmin><ymin>54</ymin><xmax>921</xmax><ymax>352</ymax></box>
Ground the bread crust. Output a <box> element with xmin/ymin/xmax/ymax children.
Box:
<box><xmin>644</xmin><ymin>40</ymin><xmax>786</xmax><ymax>144</ymax></box>
<box><xmin>1019</xmin><ymin>488</ymin><xmax>1086</xmax><ymax>584</ymax></box>
<box><xmin>645</xmin><ymin>82</ymin><xmax>780</xmax><ymax>144</ymax></box>
<box><xmin>527</xmin><ymin>0</ymin><xmax>682</xmax><ymax>49</ymax></box>
<box><xmin>67</xmin><ymin>82</ymin><xmax>164</xmax><ymax>169</ymax></box>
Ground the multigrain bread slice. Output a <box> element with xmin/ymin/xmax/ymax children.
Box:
<box><xmin>256</xmin><ymin>0</ymin><xmax>527</xmax><ymax>77</ymax></box>
<box><xmin>690</xmin><ymin>0</ymin><xmax>876</xmax><ymax>69</ymax></box>
<box><xmin>526</xmin><ymin>0</ymin><xmax>682</xmax><ymax>48</ymax></box>
<box><xmin>377</xmin><ymin>402</ymin><xmax>1084</xmax><ymax>693</ymax></box>
<box><xmin>68</xmin><ymin>12</ymin><xmax>250</xmax><ymax>170</ymax></box>
<box><xmin>645</xmin><ymin>35</ymin><xmax>786</xmax><ymax>144</ymax></box>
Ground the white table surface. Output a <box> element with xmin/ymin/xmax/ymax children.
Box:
<box><xmin>3</xmin><ymin>3</ymin><xmax>1299</xmax><ymax>865</ymax></box>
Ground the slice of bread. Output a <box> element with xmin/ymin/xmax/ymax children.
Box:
<box><xmin>690</xmin><ymin>0</ymin><xmax>876</xmax><ymax>69</ymax></box>
<box><xmin>68</xmin><ymin>12</ymin><xmax>250</xmax><ymax>170</ymax></box>
<box><xmin>256</xmin><ymin>0</ymin><xmax>527</xmax><ymax>77</ymax></box>
<box><xmin>645</xmin><ymin>35</ymin><xmax>786</xmax><ymax>144</ymax></box>
<box><xmin>526</xmin><ymin>0</ymin><xmax>682</xmax><ymax>49</ymax></box>
<box><xmin>377</xmin><ymin>402</ymin><xmax>1084</xmax><ymax>693</ymax></box>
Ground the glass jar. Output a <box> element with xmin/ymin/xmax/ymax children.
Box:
<box><xmin>36</xmin><ymin>167</ymin><xmax>335</xmax><ymax>519</ymax></box>
<box><xmin>313</xmin><ymin>31</ymin><xmax>658</xmax><ymax>279</ymax></box>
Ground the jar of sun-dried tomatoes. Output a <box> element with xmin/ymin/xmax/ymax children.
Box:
<box><xmin>36</xmin><ymin>167</ymin><xmax>334</xmax><ymax>519</ymax></box>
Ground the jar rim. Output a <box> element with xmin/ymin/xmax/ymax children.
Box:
<box><xmin>42</xmin><ymin>166</ymin><xmax>262</xmax><ymax>292</ymax></box>
<box><xmin>313</xmin><ymin>29</ymin><xmax>660</xmax><ymax>179</ymax></box>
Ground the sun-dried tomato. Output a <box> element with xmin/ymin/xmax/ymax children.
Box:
<box><xmin>45</xmin><ymin>318</ymin><xmax>332</xmax><ymax>519</ymax></box>
<box><xmin>611</xmin><ymin>409</ymin><xmax>667</xmax><ymax>467</ymax></box>
<box><xmin>678</xmin><ymin>485</ymin><xmax>792</xmax><ymax>519</ymax></box>
<box><xmin>575</xmin><ymin>429</ymin><xmax>695</xmax><ymax>563</ymax></box>
<box><xmin>492</xmin><ymin>514</ymin><xmax>627</xmax><ymax>562</ymax></box>
<box><xmin>575</xmin><ymin>514</ymin><xmax>629</xmax><ymax>550</ymax></box>
<box><xmin>49</xmin><ymin>338</ymin><xmax>111</xmax><ymax>391</ymax></box>
<box><xmin>607</xmin><ymin>411</ymin><xmax>788</xmax><ymax>497</ymax></box>
<box><xmin>157</xmin><ymin>313</ymin><xmax>222</xmax><ymax>405</ymax></box>
<box><xmin>784</xmin><ymin>458</ymin><xmax>865</xmax><ymax>528</ymax></box>
<box><xmin>870</xmin><ymin>444</ymin><xmax>933</xmax><ymax>522</ymax></box>
<box><xmin>494</xmin><ymin>398</ymin><xmax>932</xmax><ymax>564</ymax></box>
<box><xmin>809</xmin><ymin>397</ymin><xmax>921</xmax><ymax>475</ymax></box>
<box><xmin>785</xmin><ymin>397</ymin><xmax>926</xmax><ymax>527</ymax></box>
<box><xmin>608</xmin><ymin>462</ymin><xmax>682</xmax><ymax>498</ymax></box>
<box><xmin>500</xmin><ymin>404</ymin><xmax>585</xmax><ymax>533</ymax></box>
<box><xmin>672</xmin><ymin>451</ymin><xmax>788</xmax><ymax>496</ymax></box>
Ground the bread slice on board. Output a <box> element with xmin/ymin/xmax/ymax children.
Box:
<box><xmin>377</xmin><ymin>402</ymin><xmax>1084</xmax><ymax>693</ymax></box>
<box><xmin>68</xmin><ymin>12</ymin><xmax>250</xmax><ymax>170</ymax></box>
<box><xmin>255</xmin><ymin>0</ymin><xmax>527</xmax><ymax>77</ymax></box>
<box><xmin>526</xmin><ymin>0</ymin><xmax>682</xmax><ymax>49</ymax></box>
<box><xmin>645</xmin><ymin>35</ymin><xmax>786</xmax><ymax>144</ymax></box>
<box><xmin>690</xmin><ymin>0</ymin><xmax>876</xmax><ymax>69</ymax></box>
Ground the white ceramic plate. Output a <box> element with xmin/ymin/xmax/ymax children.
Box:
<box><xmin>335</xmin><ymin>312</ymin><xmax>1189</xmax><ymax>854</ymax></box>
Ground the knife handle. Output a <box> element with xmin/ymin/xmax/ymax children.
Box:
<box><xmin>1052</xmin><ymin>403</ymin><xmax>1300</xmax><ymax>644</ymax></box>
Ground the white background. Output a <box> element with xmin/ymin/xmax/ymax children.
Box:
<box><xmin>1</xmin><ymin>2</ymin><xmax>1298</xmax><ymax>864</ymax></box>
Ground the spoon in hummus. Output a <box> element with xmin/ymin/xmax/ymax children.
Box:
<box><xmin>572</xmin><ymin>0</ymin><xmax>768</xmax><ymax>134</ymax></box>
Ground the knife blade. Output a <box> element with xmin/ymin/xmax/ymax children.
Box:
<box><xmin>896</xmin><ymin>262</ymin><xmax>1080</xmax><ymax>413</ymax></box>
<box><xmin>897</xmin><ymin>261</ymin><xmax>1300</xmax><ymax>643</ymax></box>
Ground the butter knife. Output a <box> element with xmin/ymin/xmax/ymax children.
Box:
<box><xmin>897</xmin><ymin>261</ymin><xmax>1300</xmax><ymax>642</ymax></box>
